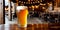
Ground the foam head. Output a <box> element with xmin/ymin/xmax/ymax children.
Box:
<box><xmin>16</xmin><ymin>6</ymin><xmax>27</xmax><ymax>11</ymax></box>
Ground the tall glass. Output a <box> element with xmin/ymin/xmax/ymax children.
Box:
<box><xmin>16</xmin><ymin>6</ymin><xmax>28</xmax><ymax>27</ymax></box>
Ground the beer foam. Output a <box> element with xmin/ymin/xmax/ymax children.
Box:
<box><xmin>16</xmin><ymin>6</ymin><xmax>27</xmax><ymax>11</ymax></box>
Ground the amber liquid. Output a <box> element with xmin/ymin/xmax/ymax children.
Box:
<box><xmin>16</xmin><ymin>9</ymin><xmax>28</xmax><ymax>27</ymax></box>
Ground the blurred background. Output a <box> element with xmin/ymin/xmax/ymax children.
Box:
<box><xmin>4</xmin><ymin>0</ymin><xmax>60</xmax><ymax>23</ymax></box>
<box><xmin>0</xmin><ymin>0</ymin><xmax>60</xmax><ymax>30</ymax></box>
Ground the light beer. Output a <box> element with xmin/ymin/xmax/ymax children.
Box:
<box><xmin>16</xmin><ymin>6</ymin><xmax>28</xmax><ymax>27</ymax></box>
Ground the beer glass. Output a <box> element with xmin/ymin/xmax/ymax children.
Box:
<box><xmin>16</xmin><ymin>6</ymin><xmax>28</xmax><ymax>27</ymax></box>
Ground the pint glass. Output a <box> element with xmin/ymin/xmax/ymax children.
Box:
<box><xmin>16</xmin><ymin>6</ymin><xmax>28</xmax><ymax>27</ymax></box>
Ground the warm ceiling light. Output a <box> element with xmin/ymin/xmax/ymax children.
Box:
<box><xmin>32</xmin><ymin>5</ymin><xmax>34</xmax><ymax>8</ymax></box>
<box><xmin>35</xmin><ymin>5</ymin><xmax>38</xmax><ymax>8</ymax></box>
<box><xmin>42</xmin><ymin>7</ymin><xmax>45</xmax><ymax>9</ymax></box>
<box><xmin>40</xmin><ymin>3</ymin><xmax>43</xmax><ymax>5</ymax></box>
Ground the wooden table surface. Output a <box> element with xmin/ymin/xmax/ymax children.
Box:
<box><xmin>10</xmin><ymin>23</ymin><xmax>60</xmax><ymax>30</ymax></box>
<box><xmin>1</xmin><ymin>23</ymin><xmax>60</xmax><ymax>30</ymax></box>
<box><xmin>10</xmin><ymin>24</ymin><xmax>49</xmax><ymax>30</ymax></box>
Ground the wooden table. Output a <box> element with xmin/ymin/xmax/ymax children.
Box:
<box><xmin>1</xmin><ymin>23</ymin><xmax>60</xmax><ymax>30</ymax></box>
<box><xmin>10</xmin><ymin>24</ymin><xmax>48</xmax><ymax>30</ymax></box>
<box><xmin>10</xmin><ymin>23</ymin><xmax>60</xmax><ymax>30</ymax></box>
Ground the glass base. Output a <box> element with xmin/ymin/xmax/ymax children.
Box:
<box><xmin>18</xmin><ymin>24</ymin><xmax>27</xmax><ymax>28</ymax></box>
